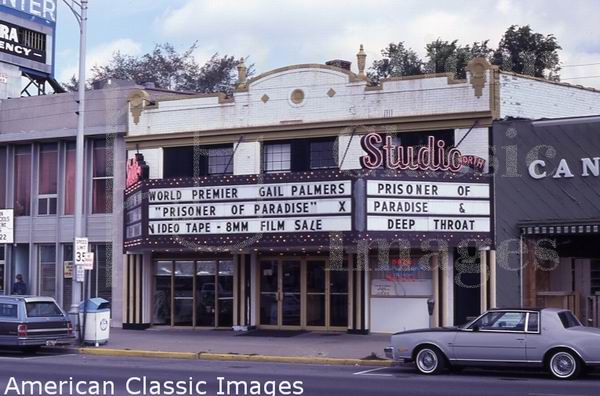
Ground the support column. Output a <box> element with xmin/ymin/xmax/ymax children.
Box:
<box><xmin>123</xmin><ymin>253</ymin><xmax>150</xmax><ymax>329</ymax></box>
<box><xmin>480</xmin><ymin>250</ymin><xmax>488</xmax><ymax>313</ymax></box>
<box><xmin>489</xmin><ymin>250</ymin><xmax>497</xmax><ymax>308</ymax></box>
<box><xmin>249</xmin><ymin>252</ymin><xmax>258</xmax><ymax>327</ymax></box>
<box><xmin>432</xmin><ymin>253</ymin><xmax>440</xmax><ymax>328</ymax></box>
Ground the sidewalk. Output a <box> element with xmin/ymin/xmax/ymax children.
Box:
<box><xmin>75</xmin><ymin>327</ymin><xmax>392</xmax><ymax>365</ymax></box>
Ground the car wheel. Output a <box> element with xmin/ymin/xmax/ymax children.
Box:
<box><xmin>548</xmin><ymin>350</ymin><xmax>581</xmax><ymax>380</ymax></box>
<box><xmin>415</xmin><ymin>346</ymin><xmax>446</xmax><ymax>375</ymax></box>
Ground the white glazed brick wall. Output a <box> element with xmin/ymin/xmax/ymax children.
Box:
<box><xmin>234</xmin><ymin>141</ymin><xmax>261</xmax><ymax>175</ymax></box>
<box><xmin>127</xmin><ymin>148</ymin><xmax>162</xmax><ymax>179</ymax></box>
<box><xmin>129</xmin><ymin>68</ymin><xmax>492</xmax><ymax>137</ymax></box>
<box><xmin>454</xmin><ymin>127</ymin><xmax>489</xmax><ymax>172</ymax></box>
<box><xmin>499</xmin><ymin>73</ymin><xmax>600</xmax><ymax>119</ymax></box>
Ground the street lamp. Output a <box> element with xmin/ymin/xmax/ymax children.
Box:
<box><xmin>62</xmin><ymin>0</ymin><xmax>88</xmax><ymax>322</ymax></box>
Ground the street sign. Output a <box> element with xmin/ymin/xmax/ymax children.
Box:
<box><xmin>75</xmin><ymin>265</ymin><xmax>85</xmax><ymax>282</ymax></box>
<box><xmin>74</xmin><ymin>237</ymin><xmax>88</xmax><ymax>266</ymax></box>
<box><xmin>82</xmin><ymin>252</ymin><xmax>94</xmax><ymax>271</ymax></box>
<box><xmin>0</xmin><ymin>209</ymin><xmax>14</xmax><ymax>244</ymax></box>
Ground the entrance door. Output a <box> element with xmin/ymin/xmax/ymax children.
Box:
<box><xmin>259</xmin><ymin>260</ymin><xmax>302</xmax><ymax>328</ymax></box>
<box><xmin>259</xmin><ymin>258</ymin><xmax>348</xmax><ymax>330</ymax></box>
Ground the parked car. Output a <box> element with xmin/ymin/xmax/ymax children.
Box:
<box><xmin>385</xmin><ymin>308</ymin><xmax>600</xmax><ymax>379</ymax></box>
<box><xmin>0</xmin><ymin>296</ymin><xmax>74</xmax><ymax>351</ymax></box>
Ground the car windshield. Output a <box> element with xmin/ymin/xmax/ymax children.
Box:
<box><xmin>26</xmin><ymin>301</ymin><xmax>63</xmax><ymax>318</ymax></box>
<box><xmin>558</xmin><ymin>311</ymin><xmax>582</xmax><ymax>328</ymax></box>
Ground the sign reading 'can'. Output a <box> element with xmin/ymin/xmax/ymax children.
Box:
<box><xmin>147</xmin><ymin>180</ymin><xmax>353</xmax><ymax>235</ymax></box>
<box><xmin>366</xmin><ymin>180</ymin><xmax>491</xmax><ymax>233</ymax></box>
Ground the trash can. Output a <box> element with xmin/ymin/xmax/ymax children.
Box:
<box><xmin>78</xmin><ymin>298</ymin><xmax>111</xmax><ymax>346</ymax></box>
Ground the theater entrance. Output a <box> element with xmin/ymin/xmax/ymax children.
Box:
<box><xmin>258</xmin><ymin>258</ymin><xmax>349</xmax><ymax>330</ymax></box>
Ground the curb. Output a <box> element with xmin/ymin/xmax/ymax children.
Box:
<box><xmin>77</xmin><ymin>347</ymin><xmax>392</xmax><ymax>366</ymax></box>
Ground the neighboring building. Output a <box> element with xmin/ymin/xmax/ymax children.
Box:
<box><xmin>493</xmin><ymin>116</ymin><xmax>600</xmax><ymax>326</ymax></box>
<box><xmin>122</xmin><ymin>50</ymin><xmax>600</xmax><ymax>333</ymax></box>
<box><xmin>0</xmin><ymin>79</ymin><xmax>182</xmax><ymax>327</ymax></box>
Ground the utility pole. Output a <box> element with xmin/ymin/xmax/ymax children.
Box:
<box><xmin>63</xmin><ymin>0</ymin><xmax>88</xmax><ymax>323</ymax></box>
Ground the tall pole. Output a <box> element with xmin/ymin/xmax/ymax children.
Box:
<box><xmin>70</xmin><ymin>0</ymin><xmax>88</xmax><ymax>316</ymax></box>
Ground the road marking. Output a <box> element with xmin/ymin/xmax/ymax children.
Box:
<box><xmin>353</xmin><ymin>367</ymin><xmax>394</xmax><ymax>376</ymax></box>
<box><xmin>529</xmin><ymin>394</ymin><xmax>590</xmax><ymax>396</ymax></box>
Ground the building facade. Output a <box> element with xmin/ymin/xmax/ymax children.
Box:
<box><xmin>0</xmin><ymin>80</ymin><xmax>180</xmax><ymax>327</ymax></box>
<box><xmin>493</xmin><ymin>116</ymin><xmax>600</xmax><ymax>326</ymax></box>
<box><xmin>118</xmin><ymin>52</ymin><xmax>600</xmax><ymax>333</ymax></box>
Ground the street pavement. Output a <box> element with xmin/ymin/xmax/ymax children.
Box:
<box><xmin>0</xmin><ymin>350</ymin><xmax>598</xmax><ymax>396</ymax></box>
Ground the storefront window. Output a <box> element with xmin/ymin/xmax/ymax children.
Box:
<box><xmin>92</xmin><ymin>140</ymin><xmax>113</xmax><ymax>213</ymax></box>
<box><xmin>14</xmin><ymin>145</ymin><xmax>31</xmax><ymax>216</ymax></box>
<box><xmin>62</xmin><ymin>244</ymin><xmax>73</xmax><ymax>310</ymax></box>
<box><xmin>310</xmin><ymin>139</ymin><xmax>337</xmax><ymax>169</ymax></box>
<box><xmin>64</xmin><ymin>142</ymin><xmax>76</xmax><ymax>215</ymax></box>
<box><xmin>173</xmin><ymin>261</ymin><xmax>194</xmax><ymax>325</ymax></box>
<box><xmin>217</xmin><ymin>261</ymin><xmax>234</xmax><ymax>327</ymax></box>
<box><xmin>0</xmin><ymin>147</ymin><xmax>6</xmax><ymax>208</ymax></box>
<box><xmin>38</xmin><ymin>143</ymin><xmax>58</xmax><ymax>215</ymax></box>
<box><xmin>263</xmin><ymin>143</ymin><xmax>291</xmax><ymax>173</ymax></box>
<box><xmin>153</xmin><ymin>261</ymin><xmax>172</xmax><ymax>325</ymax></box>
<box><xmin>208</xmin><ymin>146</ymin><xmax>233</xmax><ymax>175</ymax></box>
<box><xmin>196</xmin><ymin>261</ymin><xmax>216</xmax><ymax>326</ymax></box>
<box><xmin>370</xmin><ymin>256</ymin><xmax>433</xmax><ymax>297</ymax></box>
<box><xmin>90</xmin><ymin>244</ymin><xmax>112</xmax><ymax>301</ymax></box>
<box><xmin>39</xmin><ymin>245</ymin><xmax>56</xmax><ymax>298</ymax></box>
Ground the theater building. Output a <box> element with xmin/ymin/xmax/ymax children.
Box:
<box><xmin>122</xmin><ymin>50</ymin><xmax>600</xmax><ymax>333</ymax></box>
<box><xmin>493</xmin><ymin>116</ymin><xmax>600</xmax><ymax>326</ymax></box>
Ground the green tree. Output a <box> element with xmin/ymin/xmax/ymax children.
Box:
<box><xmin>492</xmin><ymin>25</ymin><xmax>561</xmax><ymax>79</ymax></box>
<box><xmin>424</xmin><ymin>39</ymin><xmax>493</xmax><ymax>79</ymax></box>
<box><xmin>367</xmin><ymin>42</ymin><xmax>423</xmax><ymax>83</ymax></box>
<box><xmin>63</xmin><ymin>42</ymin><xmax>253</xmax><ymax>94</ymax></box>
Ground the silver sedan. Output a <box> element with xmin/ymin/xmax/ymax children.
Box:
<box><xmin>385</xmin><ymin>308</ymin><xmax>600</xmax><ymax>379</ymax></box>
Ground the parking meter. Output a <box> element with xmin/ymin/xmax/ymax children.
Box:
<box><xmin>427</xmin><ymin>298</ymin><xmax>435</xmax><ymax>328</ymax></box>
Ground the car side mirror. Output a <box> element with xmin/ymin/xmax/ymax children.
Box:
<box><xmin>471</xmin><ymin>325</ymin><xmax>480</xmax><ymax>332</ymax></box>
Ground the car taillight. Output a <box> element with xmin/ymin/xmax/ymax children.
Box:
<box><xmin>17</xmin><ymin>324</ymin><xmax>27</xmax><ymax>337</ymax></box>
<box><xmin>67</xmin><ymin>321</ymin><xmax>73</xmax><ymax>336</ymax></box>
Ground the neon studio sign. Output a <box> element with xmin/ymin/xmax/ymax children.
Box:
<box><xmin>359</xmin><ymin>133</ymin><xmax>463</xmax><ymax>172</ymax></box>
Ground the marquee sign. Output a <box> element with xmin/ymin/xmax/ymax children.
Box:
<box><xmin>126</xmin><ymin>153</ymin><xmax>149</xmax><ymax>188</ymax></box>
<box><xmin>146</xmin><ymin>180</ymin><xmax>352</xmax><ymax>236</ymax></box>
<box><xmin>366</xmin><ymin>180</ymin><xmax>491</xmax><ymax>233</ymax></box>
<box><xmin>360</xmin><ymin>133</ymin><xmax>463</xmax><ymax>172</ymax></box>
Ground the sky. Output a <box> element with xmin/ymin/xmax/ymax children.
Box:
<box><xmin>54</xmin><ymin>0</ymin><xmax>600</xmax><ymax>88</ymax></box>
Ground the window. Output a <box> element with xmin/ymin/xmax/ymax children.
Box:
<box><xmin>14</xmin><ymin>145</ymin><xmax>32</xmax><ymax>216</ymax></box>
<box><xmin>64</xmin><ymin>142</ymin><xmax>76</xmax><ymax>215</ymax></box>
<box><xmin>62</xmin><ymin>244</ymin><xmax>73</xmax><ymax>310</ymax></box>
<box><xmin>471</xmin><ymin>311</ymin><xmax>527</xmax><ymax>332</ymax></box>
<box><xmin>89</xmin><ymin>244</ymin><xmax>112</xmax><ymax>302</ymax></box>
<box><xmin>38</xmin><ymin>143</ymin><xmax>58</xmax><ymax>215</ymax></box>
<box><xmin>38</xmin><ymin>245</ymin><xmax>56</xmax><ymax>298</ymax></box>
<box><xmin>208</xmin><ymin>146</ymin><xmax>233</xmax><ymax>175</ymax></box>
<box><xmin>0</xmin><ymin>246</ymin><xmax>4</xmax><ymax>294</ymax></box>
<box><xmin>310</xmin><ymin>139</ymin><xmax>337</xmax><ymax>169</ymax></box>
<box><xmin>558</xmin><ymin>311</ymin><xmax>582</xmax><ymax>328</ymax></box>
<box><xmin>263</xmin><ymin>143</ymin><xmax>291</xmax><ymax>173</ymax></box>
<box><xmin>0</xmin><ymin>147</ymin><xmax>6</xmax><ymax>208</ymax></box>
<box><xmin>0</xmin><ymin>303</ymin><xmax>17</xmax><ymax>318</ymax></box>
<box><xmin>26</xmin><ymin>301</ymin><xmax>63</xmax><ymax>317</ymax></box>
<box><xmin>527</xmin><ymin>312</ymin><xmax>539</xmax><ymax>333</ymax></box>
<box><xmin>92</xmin><ymin>140</ymin><xmax>113</xmax><ymax>213</ymax></box>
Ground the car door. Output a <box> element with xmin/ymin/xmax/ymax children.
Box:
<box><xmin>451</xmin><ymin>311</ymin><xmax>527</xmax><ymax>362</ymax></box>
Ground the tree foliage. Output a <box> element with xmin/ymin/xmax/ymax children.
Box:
<box><xmin>63</xmin><ymin>42</ymin><xmax>253</xmax><ymax>94</ymax></box>
<box><xmin>368</xmin><ymin>42</ymin><xmax>423</xmax><ymax>83</ymax></box>
<box><xmin>368</xmin><ymin>25</ymin><xmax>561</xmax><ymax>82</ymax></box>
<box><xmin>492</xmin><ymin>25</ymin><xmax>561</xmax><ymax>79</ymax></box>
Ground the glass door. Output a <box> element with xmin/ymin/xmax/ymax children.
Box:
<box><xmin>260</xmin><ymin>260</ymin><xmax>279</xmax><ymax>326</ymax></box>
<box><xmin>306</xmin><ymin>261</ymin><xmax>326</xmax><ymax>327</ymax></box>
<box><xmin>173</xmin><ymin>261</ymin><xmax>194</xmax><ymax>326</ymax></box>
<box><xmin>281</xmin><ymin>260</ymin><xmax>301</xmax><ymax>326</ymax></box>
